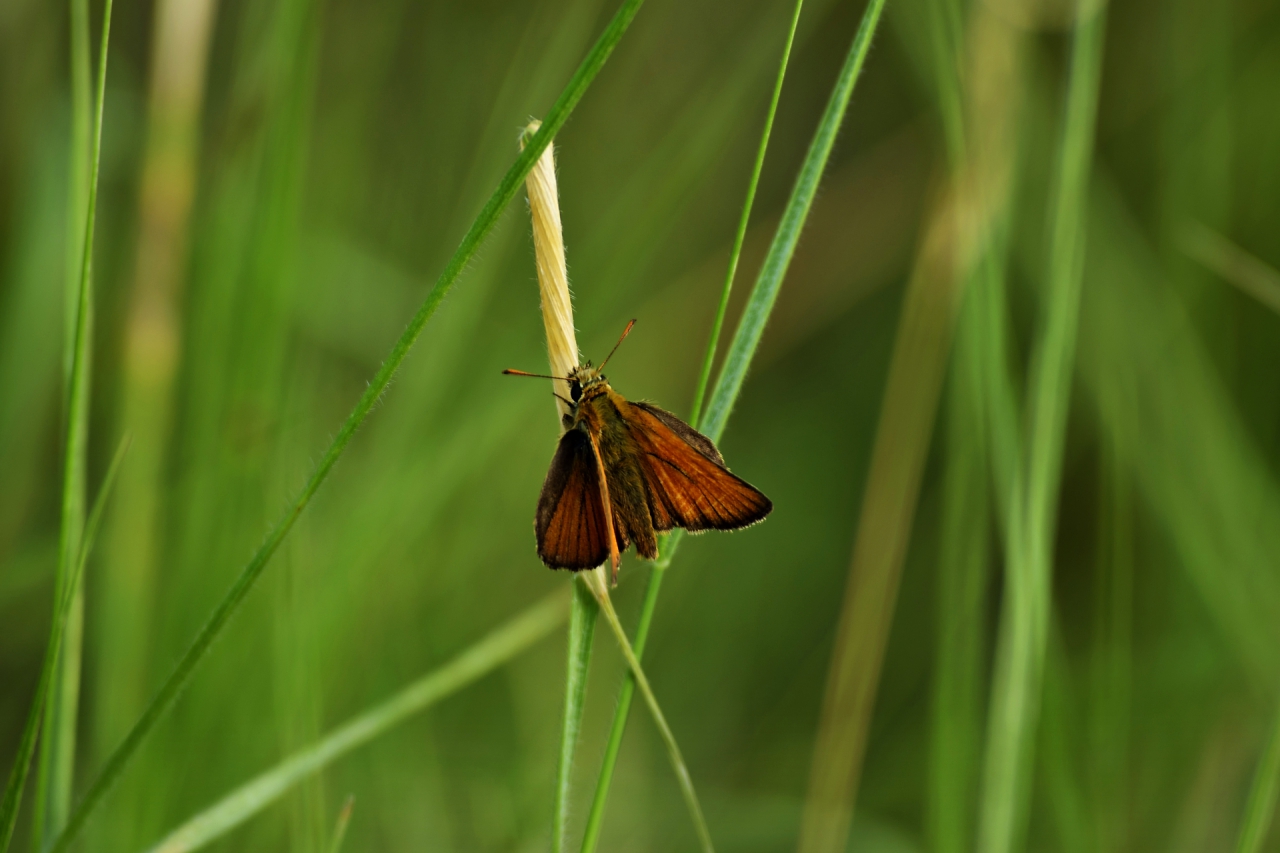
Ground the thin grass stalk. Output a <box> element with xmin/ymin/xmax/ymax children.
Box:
<box><xmin>1235</xmin><ymin>703</ymin><xmax>1280</xmax><ymax>853</ymax></box>
<box><xmin>98</xmin><ymin>0</ymin><xmax>220</xmax><ymax>759</ymax></box>
<box><xmin>554</xmin><ymin>578</ymin><xmax>598</xmax><ymax>853</ymax></box>
<box><xmin>796</xmin><ymin>183</ymin><xmax>962</xmax><ymax>853</ymax></box>
<box><xmin>1089</xmin><ymin>438</ymin><xmax>1132</xmax><ymax>851</ymax></box>
<box><xmin>924</xmin><ymin>0</ymin><xmax>991</xmax><ymax>848</ymax></box>
<box><xmin>1180</xmin><ymin>223</ymin><xmax>1280</xmax><ymax>317</ymax></box>
<box><xmin>578</xmin><ymin>2</ymin><xmax>804</xmax><ymax>844</ymax></box>
<box><xmin>976</xmin><ymin>5</ymin><xmax>1107</xmax><ymax>853</ymax></box>
<box><xmin>63</xmin><ymin>0</ymin><xmax>91</xmax><ymax>385</ymax></box>
<box><xmin>138</xmin><ymin>594</ymin><xmax>569</xmax><ymax>853</ymax></box>
<box><xmin>797</xmin><ymin>0</ymin><xmax>1030</xmax><ymax>845</ymax></box>
<box><xmin>326</xmin><ymin>796</ymin><xmax>354</xmax><ymax>853</ymax></box>
<box><xmin>578</xmin><ymin>561</ymin><xmax>664</xmax><ymax>853</ymax></box>
<box><xmin>29</xmin><ymin>0</ymin><xmax>114</xmax><ymax>846</ymax></box>
<box><xmin>929</xmin><ymin>292</ymin><xmax>991</xmax><ymax>853</ymax></box>
<box><xmin>45</xmin><ymin>4</ymin><xmax>646</xmax><ymax>848</ymax></box>
<box><xmin>0</xmin><ymin>436</ymin><xmax>129</xmax><ymax>852</ymax></box>
<box><xmin>1041</xmin><ymin>624</ymin><xmax>1091</xmax><ymax>853</ymax></box>
<box><xmin>579</xmin><ymin>573</ymin><xmax>714</xmax><ymax>853</ymax></box>
<box><xmin>686</xmin><ymin>0</ymin><xmax>803</xmax><ymax>428</ymax></box>
<box><xmin>701</xmin><ymin>0</ymin><xmax>886</xmax><ymax>443</ymax></box>
<box><xmin>581</xmin><ymin>0</ymin><xmax>889</xmax><ymax>839</ymax></box>
<box><xmin>518</xmin><ymin>120</ymin><xmax>601</xmax><ymax>853</ymax></box>
<box><xmin>36</xmin><ymin>0</ymin><xmax>93</xmax><ymax>835</ymax></box>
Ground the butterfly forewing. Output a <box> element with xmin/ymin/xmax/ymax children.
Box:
<box><xmin>627</xmin><ymin>401</ymin><xmax>772</xmax><ymax>532</ymax></box>
<box><xmin>536</xmin><ymin>429</ymin><xmax>614</xmax><ymax>570</ymax></box>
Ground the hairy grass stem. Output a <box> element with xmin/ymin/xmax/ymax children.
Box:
<box><xmin>43</xmin><ymin>4</ymin><xmax>646</xmax><ymax>849</ymax></box>
<box><xmin>522</xmin><ymin>112</ymin><xmax>708</xmax><ymax>849</ymax></box>
<box><xmin>977</xmin><ymin>4</ymin><xmax>1107</xmax><ymax>852</ymax></box>
<box><xmin>139</xmin><ymin>594</ymin><xmax>569</xmax><ymax>853</ymax></box>
<box><xmin>518</xmin><ymin>120</ymin><xmax>600</xmax><ymax>853</ymax></box>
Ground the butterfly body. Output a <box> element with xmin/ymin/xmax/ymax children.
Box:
<box><xmin>534</xmin><ymin>362</ymin><xmax>772</xmax><ymax>580</ymax></box>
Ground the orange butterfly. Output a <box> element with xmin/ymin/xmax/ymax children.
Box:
<box><xmin>506</xmin><ymin>321</ymin><xmax>772</xmax><ymax>585</ymax></box>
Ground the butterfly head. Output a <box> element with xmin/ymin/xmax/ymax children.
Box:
<box><xmin>567</xmin><ymin>362</ymin><xmax>608</xmax><ymax>406</ymax></box>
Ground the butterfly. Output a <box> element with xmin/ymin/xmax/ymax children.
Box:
<box><xmin>505</xmin><ymin>320</ymin><xmax>772</xmax><ymax>585</ymax></box>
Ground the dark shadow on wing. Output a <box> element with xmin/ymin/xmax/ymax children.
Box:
<box><xmin>535</xmin><ymin>429</ymin><xmax>610</xmax><ymax>570</ymax></box>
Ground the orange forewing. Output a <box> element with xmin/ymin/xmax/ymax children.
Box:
<box><xmin>625</xmin><ymin>401</ymin><xmax>773</xmax><ymax>533</ymax></box>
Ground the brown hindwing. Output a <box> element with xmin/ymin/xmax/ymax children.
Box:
<box><xmin>627</xmin><ymin>401</ymin><xmax>772</xmax><ymax>533</ymax></box>
<box><xmin>535</xmin><ymin>428</ymin><xmax>614</xmax><ymax>570</ymax></box>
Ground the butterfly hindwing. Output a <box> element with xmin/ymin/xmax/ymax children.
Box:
<box><xmin>627</xmin><ymin>401</ymin><xmax>772</xmax><ymax>533</ymax></box>
<box><xmin>535</xmin><ymin>428</ymin><xmax>613</xmax><ymax>570</ymax></box>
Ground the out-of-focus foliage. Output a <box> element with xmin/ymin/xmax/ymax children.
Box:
<box><xmin>1</xmin><ymin>0</ymin><xmax>1279</xmax><ymax>851</ymax></box>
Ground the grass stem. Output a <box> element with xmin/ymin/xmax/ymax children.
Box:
<box><xmin>976</xmin><ymin>4</ymin><xmax>1107</xmax><ymax>852</ymax></box>
<box><xmin>581</xmin><ymin>0</ymin><xmax>886</xmax><ymax>843</ymax></box>
<box><xmin>553</xmin><ymin>579</ymin><xmax>598</xmax><ymax>853</ymax></box>
<box><xmin>686</xmin><ymin>0</ymin><xmax>804</xmax><ymax>428</ymax></box>
<box><xmin>581</xmin><ymin>572</ymin><xmax>714</xmax><ymax>853</ymax></box>
<box><xmin>1235</xmin><ymin>701</ymin><xmax>1280</xmax><ymax>853</ymax></box>
<box><xmin>579</xmin><ymin>1</ymin><xmax>804</xmax><ymax>842</ymax></box>
<box><xmin>701</xmin><ymin>0</ymin><xmax>887</xmax><ymax>445</ymax></box>
<box><xmin>579</xmin><ymin>562</ymin><xmax>664</xmax><ymax>853</ymax></box>
<box><xmin>0</xmin><ymin>435</ymin><xmax>129</xmax><ymax>852</ymax></box>
<box><xmin>326</xmin><ymin>796</ymin><xmax>354</xmax><ymax>853</ymax></box>
<box><xmin>28</xmin><ymin>0</ymin><xmax>114</xmax><ymax>846</ymax></box>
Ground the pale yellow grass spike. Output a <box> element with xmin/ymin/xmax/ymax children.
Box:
<box><xmin>522</xmin><ymin>120</ymin><xmax>579</xmax><ymax>424</ymax></box>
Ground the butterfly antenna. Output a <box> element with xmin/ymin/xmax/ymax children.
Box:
<box><xmin>502</xmin><ymin>369</ymin><xmax>570</xmax><ymax>380</ymax></box>
<box><xmin>597</xmin><ymin>319</ymin><xmax>637</xmax><ymax>372</ymax></box>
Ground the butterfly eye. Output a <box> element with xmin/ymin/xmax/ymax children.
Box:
<box><xmin>569</xmin><ymin>381</ymin><xmax>582</xmax><ymax>403</ymax></box>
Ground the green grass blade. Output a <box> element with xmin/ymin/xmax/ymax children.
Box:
<box><xmin>977</xmin><ymin>6</ymin><xmax>1107</xmax><ymax>853</ymax></box>
<box><xmin>579</xmin><ymin>563</ymin><xmax>664</xmax><ymax>853</ymax></box>
<box><xmin>581</xmin><ymin>573</ymin><xmax>714</xmax><ymax>853</ymax></box>
<box><xmin>579</xmin><ymin>2</ymin><xmax>804</xmax><ymax>845</ymax></box>
<box><xmin>700</xmin><ymin>0</ymin><xmax>888</xmax><ymax>445</ymax></box>
<box><xmin>326</xmin><ymin>796</ymin><xmax>354</xmax><ymax>853</ymax></box>
<box><xmin>553</xmin><ymin>578</ymin><xmax>598</xmax><ymax>853</ymax></box>
<box><xmin>796</xmin><ymin>167</ymin><xmax>961</xmax><ymax>853</ymax></box>
<box><xmin>0</xmin><ymin>435</ymin><xmax>129</xmax><ymax>852</ymax></box>
<box><xmin>922</xmin><ymin>0</ymin><xmax>992</xmax><ymax>848</ymax></box>
<box><xmin>1181</xmin><ymin>223</ymin><xmax>1280</xmax><ymax>317</ymax></box>
<box><xmin>45</xmin><ymin>3</ymin><xmax>646</xmax><ymax>849</ymax></box>
<box><xmin>140</xmin><ymin>593</ymin><xmax>568</xmax><ymax>853</ymax></box>
<box><xmin>29</xmin><ymin>0</ymin><xmax>114</xmax><ymax>846</ymax></box>
<box><xmin>581</xmin><ymin>0</ymin><xmax>888</xmax><ymax>842</ymax></box>
<box><xmin>62</xmin><ymin>0</ymin><xmax>91</xmax><ymax>387</ymax></box>
<box><xmin>1235</xmin><ymin>705</ymin><xmax>1280</xmax><ymax>853</ymax></box>
<box><xmin>929</xmin><ymin>292</ymin><xmax>992</xmax><ymax>853</ymax></box>
<box><xmin>686</xmin><ymin>0</ymin><xmax>804</xmax><ymax>428</ymax></box>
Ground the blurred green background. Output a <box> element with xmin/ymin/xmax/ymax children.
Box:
<box><xmin>3</xmin><ymin>0</ymin><xmax>1280</xmax><ymax>850</ymax></box>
